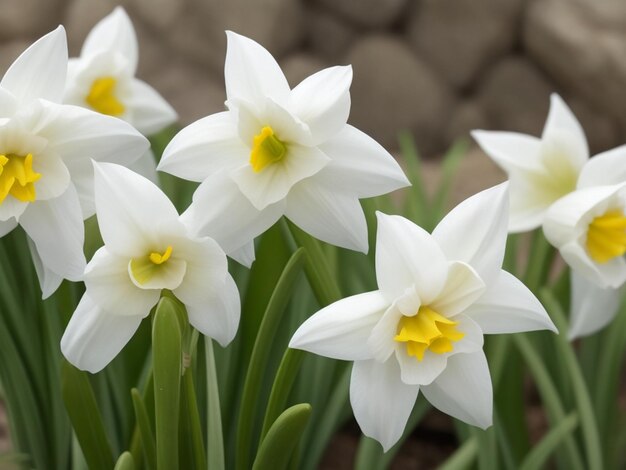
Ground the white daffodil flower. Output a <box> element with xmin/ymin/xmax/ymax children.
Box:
<box><xmin>61</xmin><ymin>162</ymin><xmax>240</xmax><ymax>373</ymax></box>
<box><xmin>289</xmin><ymin>184</ymin><xmax>555</xmax><ymax>450</ymax></box>
<box><xmin>472</xmin><ymin>94</ymin><xmax>591</xmax><ymax>233</ymax></box>
<box><xmin>64</xmin><ymin>7</ymin><xmax>177</xmax><ymax>183</ymax></box>
<box><xmin>158</xmin><ymin>31</ymin><xmax>409</xmax><ymax>266</ymax></box>
<box><xmin>0</xmin><ymin>27</ymin><xmax>149</xmax><ymax>298</ymax></box>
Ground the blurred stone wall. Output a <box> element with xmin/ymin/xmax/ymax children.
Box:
<box><xmin>1</xmin><ymin>0</ymin><xmax>625</xmax><ymax>156</ymax></box>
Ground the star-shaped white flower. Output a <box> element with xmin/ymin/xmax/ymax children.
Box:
<box><xmin>158</xmin><ymin>31</ymin><xmax>409</xmax><ymax>266</ymax></box>
<box><xmin>64</xmin><ymin>7</ymin><xmax>177</xmax><ymax>184</ymax></box>
<box><xmin>61</xmin><ymin>162</ymin><xmax>240</xmax><ymax>373</ymax></box>
<box><xmin>289</xmin><ymin>184</ymin><xmax>555</xmax><ymax>450</ymax></box>
<box><xmin>0</xmin><ymin>27</ymin><xmax>149</xmax><ymax>297</ymax></box>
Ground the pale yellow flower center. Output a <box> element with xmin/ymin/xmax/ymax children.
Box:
<box><xmin>586</xmin><ymin>210</ymin><xmax>626</xmax><ymax>263</ymax></box>
<box><xmin>130</xmin><ymin>245</ymin><xmax>173</xmax><ymax>285</ymax></box>
<box><xmin>250</xmin><ymin>126</ymin><xmax>286</xmax><ymax>173</ymax></box>
<box><xmin>0</xmin><ymin>153</ymin><xmax>41</xmax><ymax>204</ymax></box>
<box><xmin>394</xmin><ymin>306</ymin><xmax>465</xmax><ymax>361</ymax></box>
<box><xmin>86</xmin><ymin>77</ymin><xmax>125</xmax><ymax>116</ymax></box>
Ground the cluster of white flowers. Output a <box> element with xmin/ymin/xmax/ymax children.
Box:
<box><xmin>475</xmin><ymin>95</ymin><xmax>626</xmax><ymax>339</ymax></box>
<box><xmin>10</xmin><ymin>7</ymin><xmax>612</xmax><ymax>453</ymax></box>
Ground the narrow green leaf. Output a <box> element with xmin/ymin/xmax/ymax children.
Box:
<box><xmin>182</xmin><ymin>366</ymin><xmax>207</xmax><ymax>470</ymax></box>
<box><xmin>131</xmin><ymin>388</ymin><xmax>157</xmax><ymax>470</ymax></box>
<box><xmin>514</xmin><ymin>335</ymin><xmax>585</xmax><ymax>470</ymax></box>
<box><xmin>432</xmin><ymin>138</ymin><xmax>469</xmax><ymax>223</ymax></box>
<box><xmin>236</xmin><ymin>248</ymin><xmax>305</xmax><ymax>470</ymax></box>
<box><xmin>541</xmin><ymin>290</ymin><xmax>603</xmax><ymax>470</ymax></box>
<box><xmin>152</xmin><ymin>297</ymin><xmax>183</xmax><ymax>470</ymax></box>
<box><xmin>397</xmin><ymin>130</ymin><xmax>430</xmax><ymax>228</ymax></box>
<box><xmin>437</xmin><ymin>437</ymin><xmax>478</xmax><ymax>470</ymax></box>
<box><xmin>114</xmin><ymin>451</ymin><xmax>136</xmax><ymax>470</ymax></box>
<box><xmin>252</xmin><ymin>404</ymin><xmax>312</xmax><ymax>470</ymax></box>
<box><xmin>519</xmin><ymin>413</ymin><xmax>578</xmax><ymax>470</ymax></box>
<box><xmin>61</xmin><ymin>361</ymin><xmax>114</xmax><ymax>470</ymax></box>
<box><xmin>205</xmin><ymin>338</ymin><xmax>225</xmax><ymax>470</ymax></box>
<box><xmin>286</xmin><ymin>222</ymin><xmax>341</xmax><ymax>305</ymax></box>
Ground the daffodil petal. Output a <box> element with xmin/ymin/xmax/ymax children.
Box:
<box><xmin>81</xmin><ymin>7</ymin><xmax>138</xmax><ymax>74</ymax></box>
<box><xmin>19</xmin><ymin>184</ymin><xmax>85</xmax><ymax>281</ymax></box>
<box><xmin>127</xmin><ymin>150</ymin><xmax>158</xmax><ymax>184</ymax></box>
<box><xmin>228</xmin><ymin>241</ymin><xmax>256</xmax><ymax>268</ymax></box>
<box><xmin>578</xmin><ymin>145</ymin><xmax>626</xmax><ymax>190</ymax></box>
<box><xmin>290</xmin><ymin>65</ymin><xmax>352</xmax><ymax>144</ymax></box>
<box><xmin>569</xmin><ymin>271</ymin><xmax>623</xmax><ymax>339</ymax></box>
<box><xmin>93</xmin><ymin>161</ymin><xmax>185</xmax><ymax>257</ymax></box>
<box><xmin>471</xmin><ymin>130</ymin><xmax>544</xmax><ymax>173</ymax></box>
<box><xmin>26</xmin><ymin>236</ymin><xmax>63</xmax><ymax>299</ymax></box>
<box><xmin>84</xmin><ymin>246</ymin><xmax>161</xmax><ymax>317</ymax></box>
<box><xmin>126</xmin><ymin>78</ymin><xmax>177</xmax><ymax>135</ymax></box>
<box><xmin>317</xmin><ymin>124</ymin><xmax>410</xmax><ymax>198</ymax></box>
<box><xmin>285</xmin><ymin>179</ymin><xmax>368</xmax><ymax>253</ymax></box>
<box><xmin>180</xmin><ymin>170</ymin><xmax>284</xmax><ymax>256</ymax></box>
<box><xmin>61</xmin><ymin>294</ymin><xmax>143</xmax><ymax>373</ymax></box>
<box><xmin>1</xmin><ymin>26</ymin><xmax>68</xmax><ymax>104</ymax></box>
<box><xmin>395</xmin><ymin>346</ymin><xmax>447</xmax><ymax>386</ymax></box>
<box><xmin>421</xmin><ymin>351</ymin><xmax>492</xmax><ymax>429</ymax></box>
<box><xmin>432</xmin><ymin>183</ymin><xmax>509</xmax><ymax>286</ymax></box>
<box><xmin>0</xmin><ymin>217</ymin><xmax>17</xmax><ymax>237</ymax></box>
<box><xmin>560</xmin><ymin>240</ymin><xmax>626</xmax><ymax>290</ymax></box>
<box><xmin>224</xmin><ymin>31</ymin><xmax>290</xmax><ymax>107</ymax></box>
<box><xmin>180</xmin><ymin>273</ymin><xmax>241</xmax><ymax>347</ymax></box>
<box><xmin>350</xmin><ymin>358</ymin><xmax>419</xmax><ymax>452</ymax></box>
<box><xmin>375</xmin><ymin>212</ymin><xmax>448</xmax><ymax>304</ymax></box>
<box><xmin>464</xmin><ymin>270</ymin><xmax>556</xmax><ymax>334</ymax></box>
<box><xmin>541</xmin><ymin>93</ymin><xmax>588</xmax><ymax>170</ymax></box>
<box><xmin>290</xmin><ymin>290</ymin><xmax>388</xmax><ymax>361</ymax></box>
<box><xmin>0</xmin><ymin>87</ymin><xmax>18</xmax><ymax>118</ymax></box>
<box><xmin>159</xmin><ymin>112</ymin><xmax>246</xmax><ymax>182</ymax></box>
<box><xmin>430</xmin><ymin>261</ymin><xmax>486</xmax><ymax>317</ymax></box>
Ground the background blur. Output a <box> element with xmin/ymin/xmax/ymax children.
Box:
<box><xmin>2</xmin><ymin>0</ymin><xmax>625</xmax><ymax>159</ymax></box>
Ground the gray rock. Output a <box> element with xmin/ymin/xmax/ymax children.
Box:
<box><xmin>407</xmin><ymin>0</ymin><xmax>523</xmax><ymax>90</ymax></box>
<box><xmin>524</xmin><ymin>0</ymin><xmax>626</xmax><ymax>121</ymax></box>
<box><xmin>128</xmin><ymin>0</ymin><xmax>304</xmax><ymax>72</ymax></box>
<box><xmin>0</xmin><ymin>0</ymin><xmax>64</xmax><ymax>39</ymax></box>
<box><xmin>445</xmin><ymin>100</ymin><xmax>489</xmax><ymax>145</ymax></box>
<box><xmin>568</xmin><ymin>98</ymin><xmax>621</xmax><ymax>154</ymax></box>
<box><xmin>281</xmin><ymin>54</ymin><xmax>329</xmax><ymax>89</ymax></box>
<box><xmin>347</xmin><ymin>35</ymin><xmax>454</xmax><ymax>154</ymax></box>
<box><xmin>476</xmin><ymin>56</ymin><xmax>555</xmax><ymax>137</ymax></box>
<box><xmin>306</xmin><ymin>8</ymin><xmax>356</xmax><ymax>62</ymax></box>
<box><xmin>64</xmin><ymin>0</ymin><xmax>124</xmax><ymax>54</ymax></box>
<box><xmin>315</xmin><ymin>0</ymin><xmax>408</xmax><ymax>28</ymax></box>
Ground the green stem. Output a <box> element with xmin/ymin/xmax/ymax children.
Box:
<box><xmin>182</xmin><ymin>366</ymin><xmax>207</xmax><ymax>470</ymax></box>
<box><xmin>205</xmin><ymin>338</ymin><xmax>225</xmax><ymax>470</ymax></box>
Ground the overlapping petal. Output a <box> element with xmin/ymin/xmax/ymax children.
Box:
<box><xmin>421</xmin><ymin>351</ymin><xmax>492</xmax><ymax>429</ymax></box>
<box><xmin>1</xmin><ymin>26</ymin><xmax>68</xmax><ymax>104</ymax></box>
<box><xmin>126</xmin><ymin>79</ymin><xmax>177</xmax><ymax>135</ymax></box>
<box><xmin>81</xmin><ymin>7</ymin><xmax>138</xmax><ymax>74</ymax></box>
<box><xmin>285</xmin><ymin>179</ymin><xmax>368</xmax><ymax>252</ymax></box>
<box><xmin>432</xmin><ymin>183</ymin><xmax>509</xmax><ymax>285</ymax></box>
<box><xmin>569</xmin><ymin>272</ymin><xmax>623</xmax><ymax>339</ymax></box>
<box><xmin>27</xmin><ymin>236</ymin><xmax>63</xmax><ymax>299</ymax></box>
<box><xmin>290</xmin><ymin>290</ymin><xmax>388</xmax><ymax>361</ymax></box>
<box><xmin>317</xmin><ymin>124</ymin><xmax>410</xmax><ymax>198</ymax></box>
<box><xmin>61</xmin><ymin>294</ymin><xmax>143</xmax><ymax>373</ymax></box>
<box><xmin>375</xmin><ymin>213</ymin><xmax>448</xmax><ymax>303</ymax></box>
<box><xmin>430</xmin><ymin>262</ymin><xmax>486</xmax><ymax>317</ymax></box>
<box><xmin>463</xmin><ymin>270</ymin><xmax>556</xmax><ymax>334</ymax></box>
<box><xmin>159</xmin><ymin>112</ymin><xmax>246</xmax><ymax>182</ymax></box>
<box><xmin>224</xmin><ymin>31</ymin><xmax>290</xmax><ymax>108</ymax></box>
<box><xmin>19</xmin><ymin>184</ymin><xmax>85</xmax><ymax>281</ymax></box>
<box><xmin>350</xmin><ymin>358</ymin><xmax>419</xmax><ymax>452</ymax></box>
<box><xmin>578</xmin><ymin>145</ymin><xmax>626</xmax><ymax>190</ymax></box>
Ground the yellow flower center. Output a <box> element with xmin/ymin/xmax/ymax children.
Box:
<box><xmin>86</xmin><ymin>77</ymin><xmax>125</xmax><ymax>116</ymax></box>
<box><xmin>250</xmin><ymin>126</ymin><xmax>286</xmax><ymax>173</ymax></box>
<box><xmin>394</xmin><ymin>306</ymin><xmax>465</xmax><ymax>361</ymax></box>
<box><xmin>586</xmin><ymin>210</ymin><xmax>626</xmax><ymax>263</ymax></box>
<box><xmin>0</xmin><ymin>153</ymin><xmax>41</xmax><ymax>204</ymax></box>
<box><xmin>130</xmin><ymin>245</ymin><xmax>173</xmax><ymax>285</ymax></box>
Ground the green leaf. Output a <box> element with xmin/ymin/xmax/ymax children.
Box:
<box><xmin>236</xmin><ymin>248</ymin><xmax>305</xmax><ymax>470</ymax></box>
<box><xmin>152</xmin><ymin>297</ymin><xmax>183</xmax><ymax>470</ymax></box>
<box><xmin>114</xmin><ymin>451</ymin><xmax>136</xmax><ymax>470</ymax></box>
<box><xmin>397</xmin><ymin>131</ymin><xmax>429</xmax><ymax>228</ymax></box>
<box><xmin>205</xmin><ymin>338</ymin><xmax>225</xmax><ymax>470</ymax></box>
<box><xmin>541</xmin><ymin>290</ymin><xmax>603</xmax><ymax>470</ymax></box>
<box><xmin>181</xmin><ymin>366</ymin><xmax>207</xmax><ymax>470</ymax></box>
<box><xmin>61</xmin><ymin>361</ymin><xmax>114</xmax><ymax>470</ymax></box>
<box><xmin>131</xmin><ymin>388</ymin><xmax>157</xmax><ymax>470</ymax></box>
<box><xmin>431</xmin><ymin>138</ymin><xmax>470</xmax><ymax>224</ymax></box>
<box><xmin>437</xmin><ymin>437</ymin><xmax>478</xmax><ymax>470</ymax></box>
<box><xmin>252</xmin><ymin>404</ymin><xmax>312</xmax><ymax>470</ymax></box>
<box><xmin>519</xmin><ymin>413</ymin><xmax>578</xmax><ymax>470</ymax></box>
